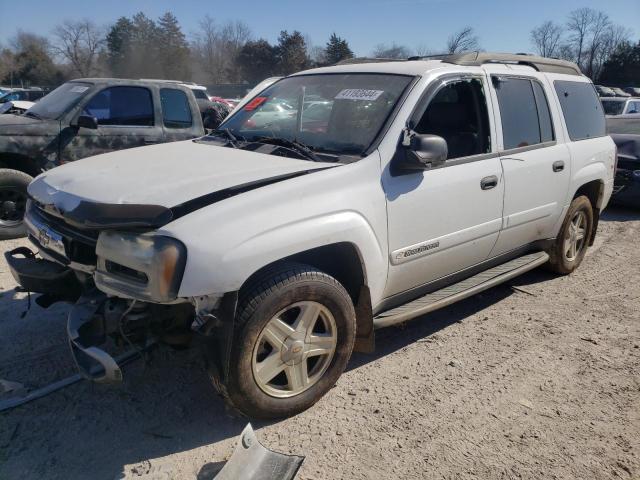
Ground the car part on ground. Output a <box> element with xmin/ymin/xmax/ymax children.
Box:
<box><xmin>5</xmin><ymin>53</ymin><xmax>616</xmax><ymax>419</ymax></box>
<box><xmin>214</xmin><ymin>423</ymin><xmax>304</xmax><ymax>480</ymax></box>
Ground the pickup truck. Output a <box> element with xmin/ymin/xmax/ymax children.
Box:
<box><xmin>0</xmin><ymin>78</ymin><xmax>226</xmax><ymax>240</ymax></box>
<box><xmin>5</xmin><ymin>53</ymin><xmax>615</xmax><ymax>419</ymax></box>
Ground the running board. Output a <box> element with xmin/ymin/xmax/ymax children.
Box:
<box><xmin>374</xmin><ymin>251</ymin><xmax>549</xmax><ymax>328</ymax></box>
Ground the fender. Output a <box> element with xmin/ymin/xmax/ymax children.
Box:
<box><xmin>569</xmin><ymin>161</ymin><xmax>607</xmax><ymax>206</ymax></box>
<box><xmin>174</xmin><ymin>210</ymin><xmax>387</xmax><ymax>303</ymax></box>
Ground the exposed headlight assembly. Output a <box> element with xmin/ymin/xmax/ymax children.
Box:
<box><xmin>95</xmin><ymin>231</ymin><xmax>187</xmax><ymax>303</ymax></box>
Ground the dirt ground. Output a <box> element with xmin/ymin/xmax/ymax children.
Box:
<box><xmin>0</xmin><ymin>207</ymin><xmax>639</xmax><ymax>480</ymax></box>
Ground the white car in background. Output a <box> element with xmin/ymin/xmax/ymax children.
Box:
<box><xmin>601</xmin><ymin>97</ymin><xmax>640</xmax><ymax>116</ymax></box>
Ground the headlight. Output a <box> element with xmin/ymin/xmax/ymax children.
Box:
<box><xmin>95</xmin><ymin>231</ymin><xmax>187</xmax><ymax>302</ymax></box>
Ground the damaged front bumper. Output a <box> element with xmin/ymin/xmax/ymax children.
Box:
<box><xmin>5</xmin><ymin>246</ymin><xmax>146</xmax><ymax>383</ymax></box>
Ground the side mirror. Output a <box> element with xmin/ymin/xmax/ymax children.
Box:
<box><xmin>396</xmin><ymin>130</ymin><xmax>448</xmax><ymax>171</ymax></box>
<box><xmin>76</xmin><ymin>115</ymin><xmax>98</xmax><ymax>130</ymax></box>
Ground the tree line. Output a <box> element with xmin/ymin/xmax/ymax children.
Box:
<box><xmin>0</xmin><ymin>9</ymin><xmax>637</xmax><ymax>89</ymax></box>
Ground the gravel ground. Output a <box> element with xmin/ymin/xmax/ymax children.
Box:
<box><xmin>0</xmin><ymin>207</ymin><xmax>639</xmax><ymax>480</ymax></box>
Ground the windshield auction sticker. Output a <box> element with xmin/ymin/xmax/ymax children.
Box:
<box><xmin>70</xmin><ymin>86</ymin><xmax>90</xmax><ymax>93</ymax></box>
<box><xmin>335</xmin><ymin>89</ymin><xmax>384</xmax><ymax>101</ymax></box>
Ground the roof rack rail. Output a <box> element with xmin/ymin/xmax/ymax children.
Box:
<box><xmin>336</xmin><ymin>57</ymin><xmax>407</xmax><ymax>65</ymax></box>
<box><xmin>411</xmin><ymin>52</ymin><xmax>582</xmax><ymax>76</ymax></box>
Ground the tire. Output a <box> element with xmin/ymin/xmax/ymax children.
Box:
<box><xmin>0</xmin><ymin>169</ymin><xmax>33</xmax><ymax>240</ymax></box>
<box><xmin>211</xmin><ymin>262</ymin><xmax>356</xmax><ymax>419</ymax></box>
<box><xmin>546</xmin><ymin>195</ymin><xmax>593</xmax><ymax>274</ymax></box>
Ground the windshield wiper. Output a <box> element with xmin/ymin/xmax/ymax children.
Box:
<box><xmin>252</xmin><ymin>137</ymin><xmax>322</xmax><ymax>162</ymax></box>
<box><xmin>208</xmin><ymin>128</ymin><xmax>243</xmax><ymax>148</ymax></box>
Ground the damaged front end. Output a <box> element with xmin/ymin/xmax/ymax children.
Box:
<box><xmin>5</xmin><ymin>200</ymin><xmax>198</xmax><ymax>383</ymax></box>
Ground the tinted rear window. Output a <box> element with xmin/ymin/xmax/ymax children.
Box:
<box><xmin>161</xmin><ymin>88</ymin><xmax>192</xmax><ymax>128</ymax></box>
<box><xmin>554</xmin><ymin>81</ymin><xmax>605</xmax><ymax>141</ymax></box>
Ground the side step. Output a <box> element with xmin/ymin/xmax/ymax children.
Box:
<box><xmin>374</xmin><ymin>251</ymin><xmax>549</xmax><ymax>328</ymax></box>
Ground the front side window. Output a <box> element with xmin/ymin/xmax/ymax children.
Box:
<box><xmin>191</xmin><ymin>89</ymin><xmax>209</xmax><ymax>100</ymax></box>
<box><xmin>83</xmin><ymin>86</ymin><xmax>154</xmax><ymax>126</ymax></box>
<box><xmin>413</xmin><ymin>78</ymin><xmax>491</xmax><ymax>159</ymax></box>
<box><xmin>494</xmin><ymin>77</ymin><xmax>554</xmax><ymax>150</ymax></box>
<box><xmin>554</xmin><ymin>81</ymin><xmax>605</xmax><ymax>141</ymax></box>
<box><xmin>220</xmin><ymin>73</ymin><xmax>413</xmax><ymax>156</ymax></box>
<box><xmin>161</xmin><ymin>88</ymin><xmax>192</xmax><ymax>128</ymax></box>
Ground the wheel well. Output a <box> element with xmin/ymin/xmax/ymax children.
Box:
<box><xmin>239</xmin><ymin>243</ymin><xmax>375</xmax><ymax>353</ymax></box>
<box><xmin>0</xmin><ymin>153</ymin><xmax>41</xmax><ymax>178</ymax></box>
<box><xmin>573</xmin><ymin>180</ymin><xmax>603</xmax><ymax>246</ymax></box>
<box><xmin>574</xmin><ymin>180</ymin><xmax>603</xmax><ymax>209</ymax></box>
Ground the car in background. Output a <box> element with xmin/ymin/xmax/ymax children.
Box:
<box><xmin>607</xmin><ymin>115</ymin><xmax>640</xmax><ymax>208</ymax></box>
<box><xmin>0</xmin><ymin>88</ymin><xmax>47</xmax><ymax>103</ymax></box>
<box><xmin>595</xmin><ymin>85</ymin><xmax>616</xmax><ymax>97</ymax></box>
<box><xmin>0</xmin><ymin>78</ymin><xmax>210</xmax><ymax>239</ymax></box>
<box><xmin>624</xmin><ymin>87</ymin><xmax>640</xmax><ymax>96</ymax></box>
<box><xmin>611</xmin><ymin>87</ymin><xmax>631</xmax><ymax>97</ymax></box>
<box><xmin>0</xmin><ymin>100</ymin><xmax>35</xmax><ymax>115</ymax></box>
<box><xmin>601</xmin><ymin>97</ymin><xmax>640</xmax><ymax>116</ymax></box>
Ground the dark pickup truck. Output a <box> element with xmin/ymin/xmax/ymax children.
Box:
<box><xmin>0</xmin><ymin>78</ymin><xmax>228</xmax><ymax>239</ymax></box>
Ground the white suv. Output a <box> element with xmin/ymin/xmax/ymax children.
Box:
<box><xmin>6</xmin><ymin>53</ymin><xmax>615</xmax><ymax>419</ymax></box>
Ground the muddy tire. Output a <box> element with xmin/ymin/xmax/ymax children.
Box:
<box><xmin>546</xmin><ymin>195</ymin><xmax>593</xmax><ymax>275</ymax></box>
<box><xmin>210</xmin><ymin>262</ymin><xmax>356</xmax><ymax>419</ymax></box>
<box><xmin>0</xmin><ymin>169</ymin><xmax>32</xmax><ymax>240</ymax></box>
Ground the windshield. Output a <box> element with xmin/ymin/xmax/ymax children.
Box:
<box><xmin>601</xmin><ymin>100</ymin><xmax>625</xmax><ymax>116</ymax></box>
<box><xmin>27</xmin><ymin>82</ymin><xmax>92</xmax><ymax>120</ymax></box>
<box><xmin>220</xmin><ymin>73</ymin><xmax>413</xmax><ymax>156</ymax></box>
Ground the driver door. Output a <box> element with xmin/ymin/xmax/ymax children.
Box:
<box><xmin>60</xmin><ymin>85</ymin><xmax>164</xmax><ymax>163</ymax></box>
<box><xmin>382</xmin><ymin>75</ymin><xmax>504</xmax><ymax>299</ymax></box>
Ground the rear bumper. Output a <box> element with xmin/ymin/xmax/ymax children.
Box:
<box><xmin>4</xmin><ymin>247</ymin><xmax>81</xmax><ymax>298</ymax></box>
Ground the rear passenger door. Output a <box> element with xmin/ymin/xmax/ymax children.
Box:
<box><xmin>484</xmin><ymin>69</ymin><xmax>570</xmax><ymax>257</ymax></box>
<box><xmin>61</xmin><ymin>85</ymin><xmax>164</xmax><ymax>162</ymax></box>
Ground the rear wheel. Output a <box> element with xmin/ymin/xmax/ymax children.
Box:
<box><xmin>0</xmin><ymin>169</ymin><xmax>32</xmax><ymax>240</ymax></box>
<box><xmin>546</xmin><ymin>195</ymin><xmax>593</xmax><ymax>274</ymax></box>
<box><xmin>210</xmin><ymin>262</ymin><xmax>356</xmax><ymax>419</ymax></box>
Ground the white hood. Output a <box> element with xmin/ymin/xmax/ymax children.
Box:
<box><xmin>29</xmin><ymin>140</ymin><xmax>335</xmax><ymax>211</ymax></box>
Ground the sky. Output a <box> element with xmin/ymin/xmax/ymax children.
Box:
<box><xmin>0</xmin><ymin>0</ymin><xmax>638</xmax><ymax>55</ymax></box>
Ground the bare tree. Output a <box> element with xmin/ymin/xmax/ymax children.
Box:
<box><xmin>52</xmin><ymin>20</ymin><xmax>104</xmax><ymax>77</ymax></box>
<box><xmin>413</xmin><ymin>43</ymin><xmax>434</xmax><ymax>57</ymax></box>
<box><xmin>446</xmin><ymin>27</ymin><xmax>480</xmax><ymax>54</ymax></box>
<box><xmin>191</xmin><ymin>17</ymin><xmax>251</xmax><ymax>83</ymax></box>
<box><xmin>530</xmin><ymin>21</ymin><xmax>563</xmax><ymax>57</ymax></box>
<box><xmin>566</xmin><ymin>8</ymin><xmax>595</xmax><ymax>69</ymax></box>
<box><xmin>372</xmin><ymin>43</ymin><xmax>412</xmax><ymax>59</ymax></box>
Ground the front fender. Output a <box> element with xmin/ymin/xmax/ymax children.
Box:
<box><xmin>175</xmin><ymin>210</ymin><xmax>387</xmax><ymax>302</ymax></box>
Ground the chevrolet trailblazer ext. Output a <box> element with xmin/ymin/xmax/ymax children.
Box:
<box><xmin>6</xmin><ymin>53</ymin><xmax>615</xmax><ymax>419</ymax></box>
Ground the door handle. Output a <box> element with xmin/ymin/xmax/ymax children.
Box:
<box><xmin>552</xmin><ymin>160</ymin><xmax>565</xmax><ymax>172</ymax></box>
<box><xmin>480</xmin><ymin>175</ymin><xmax>498</xmax><ymax>190</ymax></box>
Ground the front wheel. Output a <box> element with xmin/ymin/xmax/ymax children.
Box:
<box><xmin>546</xmin><ymin>195</ymin><xmax>593</xmax><ymax>274</ymax></box>
<box><xmin>0</xmin><ymin>169</ymin><xmax>33</xmax><ymax>240</ymax></box>
<box><xmin>211</xmin><ymin>263</ymin><xmax>356</xmax><ymax>419</ymax></box>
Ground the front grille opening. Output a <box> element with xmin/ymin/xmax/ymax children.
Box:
<box><xmin>105</xmin><ymin>261</ymin><xmax>148</xmax><ymax>284</ymax></box>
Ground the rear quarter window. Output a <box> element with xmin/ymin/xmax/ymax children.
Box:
<box><xmin>554</xmin><ymin>81</ymin><xmax>605</xmax><ymax>141</ymax></box>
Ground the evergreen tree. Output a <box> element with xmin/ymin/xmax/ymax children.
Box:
<box><xmin>237</xmin><ymin>39</ymin><xmax>278</xmax><ymax>84</ymax></box>
<box><xmin>276</xmin><ymin>31</ymin><xmax>308</xmax><ymax>75</ymax></box>
<box><xmin>157</xmin><ymin>12</ymin><xmax>191</xmax><ymax>80</ymax></box>
<box><xmin>325</xmin><ymin>33</ymin><xmax>353</xmax><ymax>65</ymax></box>
<box><xmin>599</xmin><ymin>41</ymin><xmax>640</xmax><ymax>86</ymax></box>
<box><xmin>106</xmin><ymin>17</ymin><xmax>134</xmax><ymax>77</ymax></box>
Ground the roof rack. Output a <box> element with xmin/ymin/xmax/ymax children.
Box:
<box><xmin>336</xmin><ymin>57</ymin><xmax>407</xmax><ymax>65</ymax></box>
<box><xmin>413</xmin><ymin>52</ymin><xmax>582</xmax><ymax>76</ymax></box>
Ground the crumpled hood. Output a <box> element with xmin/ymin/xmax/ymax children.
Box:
<box><xmin>29</xmin><ymin>140</ymin><xmax>336</xmax><ymax>211</ymax></box>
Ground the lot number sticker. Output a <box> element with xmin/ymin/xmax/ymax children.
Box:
<box><xmin>335</xmin><ymin>89</ymin><xmax>384</xmax><ymax>101</ymax></box>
